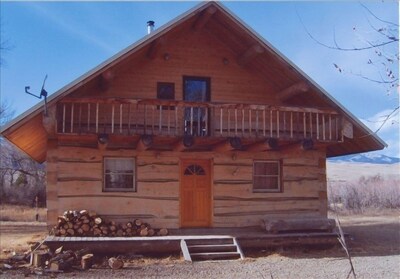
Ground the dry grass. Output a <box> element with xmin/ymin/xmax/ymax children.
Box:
<box><xmin>328</xmin><ymin>175</ymin><xmax>400</xmax><ymax>213</ymax></box>
<box><xmin>0</xmin><ymin>204</ymin><xmax>47</xmax><ymax>222</ymax></box>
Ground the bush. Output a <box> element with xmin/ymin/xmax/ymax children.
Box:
<box><xmin>328</xmin><ymin>175</ymin><xmax>400</xmax><ymax>213</ymax></box>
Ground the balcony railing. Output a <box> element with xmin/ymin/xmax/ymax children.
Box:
<box><xmin>57</xmin><ymin>98</ymin><xmax>343</xmax><ymax>142</ymax></box>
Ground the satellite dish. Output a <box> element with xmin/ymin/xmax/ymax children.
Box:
<box><xmin>25</xmin><ymin>75</ymin><xmax>49</xmax><ymax>116</ymax></box>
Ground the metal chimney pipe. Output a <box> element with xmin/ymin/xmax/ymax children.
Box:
<box><xmin>147</xmin><ymin>20</ymin><xmax>155</xmax><ymax>34</ymax></box>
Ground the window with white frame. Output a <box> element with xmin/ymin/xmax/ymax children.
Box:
<box><xmin>104</xmin><ymin>158</ymin><xmax>136</xmax><ymax>192</ymax></box>
<box><xmin>253</xmin><ymin>160</ymin><xmax>281</xmax><ymax>192</ymax></box>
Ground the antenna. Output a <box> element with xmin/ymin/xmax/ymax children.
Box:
<box><xmin>25</xmin><ymin>75</ymin><xmax>49</xmax><ymax>116</ymax></box>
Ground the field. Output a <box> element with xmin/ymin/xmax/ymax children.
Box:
<box><xmin>0</xmin><ymin>162</ymin><xmax>399</xmax><ymax>278</ymax></box>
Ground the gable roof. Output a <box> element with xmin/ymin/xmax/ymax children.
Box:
<box><xmin>0</xmin><ymin>1</ymin><xmax>386</xmax><ymax>163</ymax></box>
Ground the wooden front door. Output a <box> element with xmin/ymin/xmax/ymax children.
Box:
<box><xmin>180</xmin><ymin>159</ymin><xmax>212</xmax><ymax>228</ymax></box>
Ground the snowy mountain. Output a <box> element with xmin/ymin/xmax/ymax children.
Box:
<box><xmin>329</xmin><ymin>154</ymin><xmax>400</xmax><ymax>164</ymax></box>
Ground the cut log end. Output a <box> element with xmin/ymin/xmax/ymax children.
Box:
<box><xmin>108</xmin><ymin>257</ymin><xmax>124</xmax><ymax>270</ymax></box>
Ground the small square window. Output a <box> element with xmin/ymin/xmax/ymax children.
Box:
<box><xmin>157</xmin><ymin>82</ymin><xmax>175</xmax><ymax>110</ymax></box>
<box><xmin>253</xmin><ymin>160</ymin><xmax>281</xmax><ymax>192</ymax></box>
<box><xmin>104</xmin><ymin>158</ymin><xmax>136</xmax><ymax>192</ymax></box>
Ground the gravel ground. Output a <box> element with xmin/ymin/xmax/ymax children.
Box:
<box><xmin>13</xmin><ymin>253</ymin><xmax>397</xmax><ymax>279</ymax></box>
<box><xmin>2</xmin><ymin>251</ymin><xmax>399</xmax><ymax>279</ymax></box>
<box><xmin>1</xmin><ymin>213</ymin><xmax>399</xmax><ymax>278</ymax></box>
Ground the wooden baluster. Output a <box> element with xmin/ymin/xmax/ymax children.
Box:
<box><xmin>303</xmin><ymin>112</ymin><xmax>306</xmax><ymax>138</ymax></box>
<box><xmin>270</xmin><ymin>110</ymin><xmax>273</xmax><ymax>137</ymax></box>
<box><xmin>197</xmin><ymin>107</ymin><xmax>201</xmax><ymax>136</ymax></box>
<box><xmin>256</xmin><ymin>110</ymin><xmax>259</xmax><ymax>137</ymax></box>
<box><xmin>205</xmin><ymin>107</ymin><xmax>208</xmax><ymax>136</ymax></box>
<box><xmin>249</xmin><ymin>109</ymin><xmax>252</xmax><ymax>136</ymax></box>
<box><xmin>175</xmin><ymin>106</ymin><xmax>179</xmax><ymax>136</ymax></box>
<box><xmin>119</xmin><ymin>104</ymin><xmax>123</xmax><ymax>134</ymax></box>
<box><xmin>235</xmin><ymin>108</ymin><xmax>237</xmax><ymax>137</ymax></box>
<box><xmin>310</xmin><ymin>112</ymin><xmax>313</xmax><ymax>139</ymax></box>
<box><xmin>159</xmin><ymin>105</ymin><xmax>162</xmax><ymax>134</ymax></box>
<box><xmin>62</xmin><ymin>104</ymin><xmax>66</xmax><ymax>133</ymax></box>
<box><xmin>316</xmin><ymin>113</ymin><xmax>320</xmax><ymax>140</ymax></box>
<box><xmin>151</xmin><ymin>105</ymin><xmax>155</xmax><ymax>135</ymax></box>
<box><xmin>290</xmin><ymin>111</ymin><xmax>293</xmax><ymax>138</ymax></box>
<box><xmin>87</xmin><ymin>103</ymin><xmax>91</xmax><ymax>133</ymax></box>
<box><xmin>134</xmin><ymin>103</ymin><xmax>138</xmax><ymax>133</ymax></box>
<box><xmin>70</xmin><ymin>104</ymin><xmax>74</xmax><ymax>133</ymax></box>
<box><xmin>227</xmin><ymin>108</ymin><xmax>231</xmax><ymax>136</ymax></box>
<box><xmin>96</xmin><ymin>103</ymin><xmax>99</xmax><ymax>133</ymax></box>
<box><xmin>143</xmin><ymin>104</ymin><xmax>147</xmax><ymax>134</ymax></box>
<box><xmin>335</xmin><ymin>115</ymin><xmax>339</xmax><ymax>140</ymax></box>
<box><xmin>111</xmin><ymin>104</ymin><xmax>115</xmax><ymax>134</ymax></box>
<box><xmin>329</xmin><ymin>114</ymin><xmax>332</xmax><ymax>140</ymax></box>
<box><xmin>322</xmin><ymin>114</ymin><xmax>326</xmax><ymax>140</ymax></box>
<box><xmin>168</xmin><ymin>105</ymin><xmax>172</xmax><ymax>135</ymax></box>
<box><xmin>277</xmin><ymin>110</ymin><xmax>280</xmax><ymax>138</ymax></box>
<box><xmin>220</xmin><ymin>107</ymin><xmax>223</xmax><ymax>136</ymax></box>
<box><xmin>190</xmin><ymin>107</ymin><xmax>194</xmax><ymax>135</ymax></box>
<box><xmin>241</xmin><ymin>109</ymin><xmax>245</xmax><ymax>136</ymax></box>
<box><xmin>127</xmin><ymin>104</ymin><xmax>131</xmax><ymax>135</ymax></box>
<box><xmin>263</xmin><ymin>108</ymin><xmax>266</xmax><ymax>137</ymax></box>
<box><xmin>283</xmin><ymin>111</ymin><xmax>286</xmax><ymax>138</ymax></box>
<box><xmin>78</xmin><ymin>103</ymin><xmax>82</xmax><ymax>134</ymax></box>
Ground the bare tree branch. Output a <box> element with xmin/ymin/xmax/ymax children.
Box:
<box><xmin>295</xmin><ymin>6</ymin><xmax>398</xmax><ymax>51</ymax></box>
<box><xmin>360</xmin><ymin>3</ymin><xmax>399</xmax><ymax>27</ymax></box>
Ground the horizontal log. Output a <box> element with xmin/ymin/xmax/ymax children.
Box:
<box><xmin>58</xmin><ymin>194</ymin><xmax>178</xmax><ymax>201</ymax></box>
<box><xmin>263</xmin><ymin>218</ymin><xmax>336</xmax><ymax>233</ymax></box>
<box><xmin>214</xmin><ymin>208</ymin><xmax>318</xmax><ymax>217</ymax></box>
<box><xmin>214</xmin><ymin>196</ymin><xmax>318</xmax><ymax>202</ymax></box>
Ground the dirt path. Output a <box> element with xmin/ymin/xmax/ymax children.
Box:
<box><xmin>0</xmin><ymin>213</ymin><xmax>399</xmax><ymax>278</ymax></box>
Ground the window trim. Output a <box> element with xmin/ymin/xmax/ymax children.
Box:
<box><xmin>252</xmin><ymin>160</ymin><xmax>282</xmax><ymax>193</ymax></box>
<box><xmin>103</xmin><ymin>157</ymin><xmax>136</xmax><ymax>192</ymax></box>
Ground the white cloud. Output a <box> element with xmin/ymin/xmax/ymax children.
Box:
<box><xmin>361</xmin><ymin>108</ymin><xmax>400</xmax><ymax>158</ymax></box>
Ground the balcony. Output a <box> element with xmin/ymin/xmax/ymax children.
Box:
<box><xmin>56</xmin><ymin>98</ymin><xmax>343</xmax><ymax>150</ymax></box>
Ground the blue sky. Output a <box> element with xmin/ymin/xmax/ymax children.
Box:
<box><xmin>1</xmin><ymin>1</ymin><xmax>399</xmax><ymax>157</ymax></box>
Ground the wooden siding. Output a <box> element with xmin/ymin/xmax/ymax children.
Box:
<box><xmin>71</xmin><ymin>26</ymin><xmax>277</xmax><ymax>105</ymax></box>
<box><xmin>46</xmin><ymin>144</ymin><xmax>327</xmax><ymax>229</ymax></box>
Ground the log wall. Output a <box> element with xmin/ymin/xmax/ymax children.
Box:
<box><xmin>46</xmin><ymin>144</ymin><xmax>327</xmax><ymax>229</ymax></box>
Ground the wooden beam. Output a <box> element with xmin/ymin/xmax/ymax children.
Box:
<box><xmin>193</xmin><ymin>6</ymin><xmax>217</xmax><ymax>31</ymax></box>
<box><xmin>43</xmin><ymin>106</ymin><xmax>57</xmax><ymax>138</ymax></box>
<box><xmin>136</xmin><ymin>134</ymin><xmax>153</xmax><ymax>151</ymax></box>
<box><xmin>237</xmin><ymin>44</ymin><xmax>264</xmax><ymax>67</ymax></box>
<box><xmin>146</xmin><ymin>37</ymin><xmax>166</xmax><ymax>60</ymax></box>
<box><xmin>213</xmin><ymin>137</ymin><xmax>242</xmax><ymax>152</ymax></box>
<box><xmin>277</xmin><ymin>82</ymin><xmax>309</xmax><ymax>102</ymax></box>
<box><xmin>173</xmin><ymin>135</ymin><xmax>195</xmax><ymax>152</ymax></box>
<box><xmin>246</xmin><ymin>138</ymin><xmax>279</xmax><ymax>152</ymax></box>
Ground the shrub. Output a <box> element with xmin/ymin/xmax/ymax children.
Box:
<box><xmin>328</xmin><ymin>175</ymin><xmax>400</xmax><ymax>213</ymax></box>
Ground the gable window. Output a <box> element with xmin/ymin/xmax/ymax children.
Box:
<box><xmin>104</xmin><ymin>158</ymin><xmax>136</xmax><ymax>192</ymax></box>
<box><xmin>253</xmin><ymin>160</ymin><xmax>281</xmax><ymax>192</ymax></box>
<box><xmin>157</xmin><ymin>82</ymin><xmax>175</xmax><ymax>110</ymax></box>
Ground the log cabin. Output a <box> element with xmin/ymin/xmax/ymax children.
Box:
<box><xmin>1</xmin><ymin>1</ymin><xmax>386</xmax><ymax>231</ymax></box>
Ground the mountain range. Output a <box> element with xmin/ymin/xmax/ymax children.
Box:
<box><xmin>328</xmin><ymin>153</ymin><xmax>400</xmax><ymax>164</ymax></box>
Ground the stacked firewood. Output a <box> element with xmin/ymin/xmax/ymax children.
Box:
<box><xmin>52</xmin><ymin>210</ymin><xmax>168</xmax><ymax>237</ymax></box>
<box><xmin>46</xmin><ymin>248</ymin><xmax>93</xmax><ymax>271</ymax></box>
